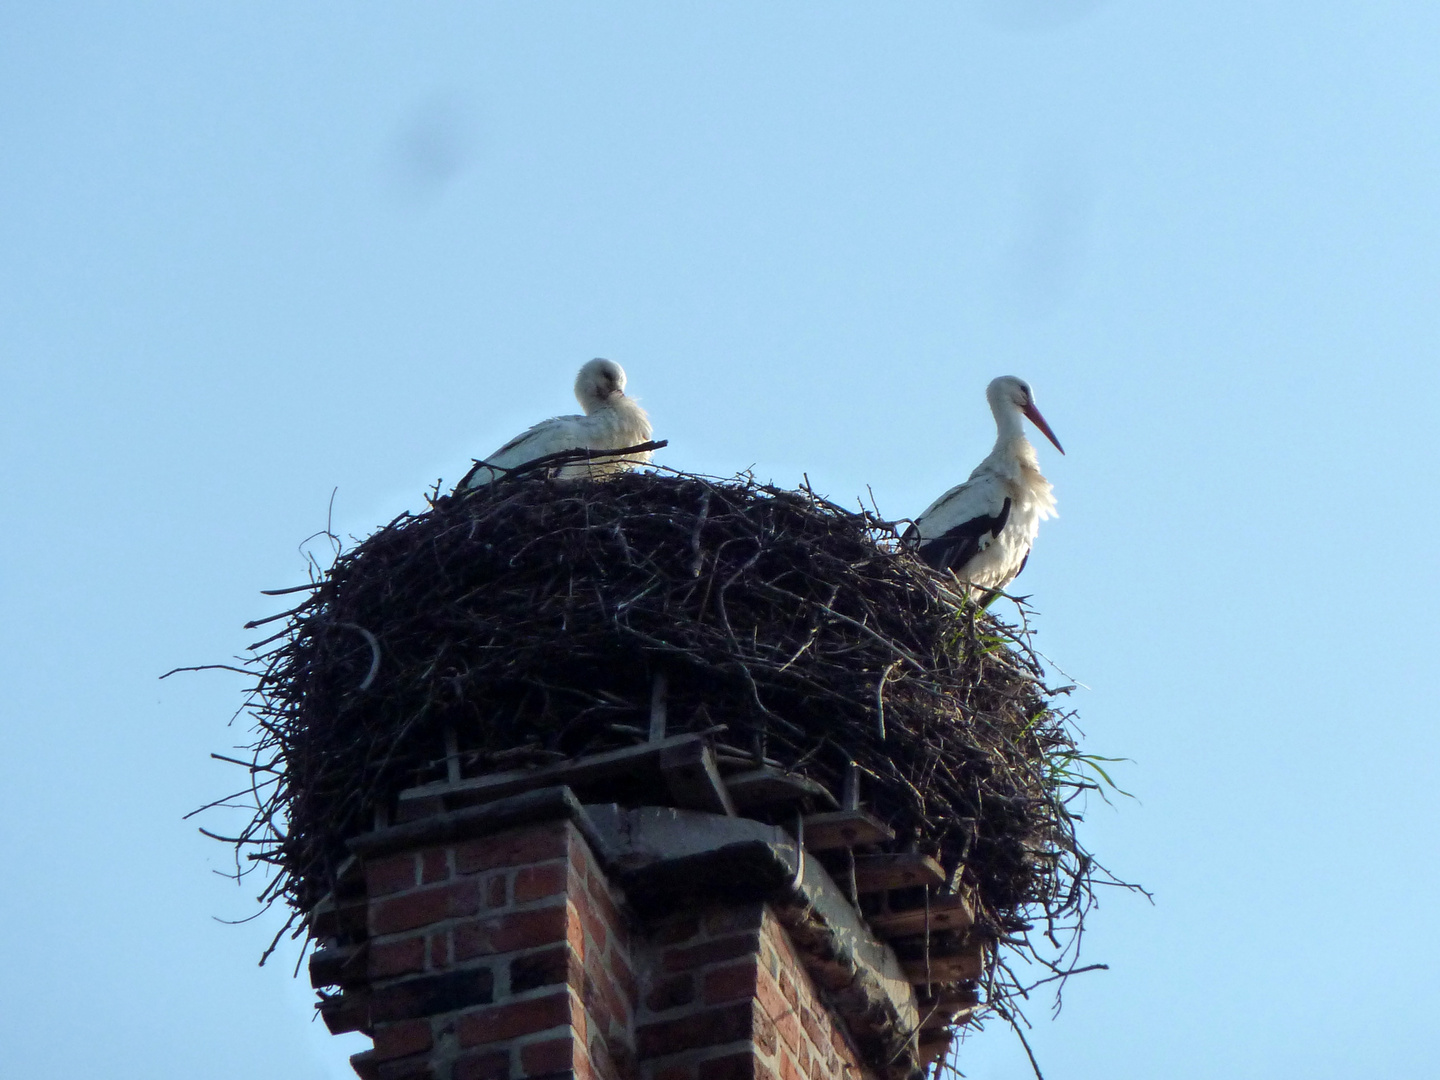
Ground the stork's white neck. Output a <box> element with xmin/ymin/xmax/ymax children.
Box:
<box><xmin>992</xmin><ymin>399</ymin><xmax>1027</xmax><ymax>445</ymax></box>
<box><xmin>974</xmin><ymin>399</ymin><xmax>1042</xmax><ymax>482</ymax></box>
<box><xmin>580</xmin><ymin>391</ymin><xmax>618</xmax><ymax>416</ymax></box>
<box><xmin>594</xmin><ymin>392</ymin><xmax>649</xmax><ymax>431</ymax></box>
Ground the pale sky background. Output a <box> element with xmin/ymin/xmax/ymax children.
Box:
<box><xmin>3</xmin><ymin>3</ymin><xmax>1438</xmax><ymax>1078</ymax></box>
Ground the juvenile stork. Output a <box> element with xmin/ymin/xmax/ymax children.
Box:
<box><xmin>459</xmin><ymin>358</ymin><xmax>653</xmax><ymax>489</ymax></box>
<box><xmin>905</xmin><ymin>375</ymin><xmax>1064</xmax><ymax>593</ymax></box>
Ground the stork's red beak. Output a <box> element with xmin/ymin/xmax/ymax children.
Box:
<box><xmin>1022</xmin><ymin>402</ymin><xmax>1065</xmax><ymax>455</ymax></box>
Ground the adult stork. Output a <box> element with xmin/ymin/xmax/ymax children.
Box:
<box><xmin>459</xmin><ymin>358</ymin><xmax>653</xmax><ymax>489</ymax></box>
<box><xmin>905</xmin><ymin>375</ymin><xmax>1064</xmax><ymax>593</ymax></box>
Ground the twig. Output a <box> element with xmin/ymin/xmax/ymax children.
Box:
<box><xmin>335</xmin><ymin>622</ymin><xmax>381</xmax><ymax>691</ymax></box>
<box><xmin>260</xmin><ymin>582</ymin><xmax>324</xmax><ymax>596</ymax></box>
<box><xmin>875</xmin><ymin>658</ymin><xmax>901</xmax><ymax>740</ymax></box>
<box><xmin>161</xmin><ymin>664</ymin><xmax>253</xmax><ymax>679</ymax></box>
<box><xmin>995</xmin><ymin>1003</ymin><xmax>1046</xmax><ymax>1080</ymax></box>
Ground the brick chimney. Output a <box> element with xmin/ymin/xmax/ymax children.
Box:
<box><xmin>309</xmin><ymin>766</ymin><xmax>981</xmax><ymax>1080</ymax></box>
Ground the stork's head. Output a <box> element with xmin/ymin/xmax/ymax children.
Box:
<box><xmin>987</xmin><ymin>375</ymin><xmax>1065</xmax><ymax>454</ymax></box>
<box><xmin>575</xmin><ymin>358</ymin><xmax>627</xmax><ymax>413</ymax></box>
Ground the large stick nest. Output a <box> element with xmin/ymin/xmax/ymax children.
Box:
<box><xmin>219</xmin><ymin>467</ymin><xmax>1115</xmax><ymax>997</ymax></box>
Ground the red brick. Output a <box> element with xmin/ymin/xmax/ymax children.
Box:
<box><xmin>377</xmin><ymin>1054</ymin><xmax>438</xmax><ymax>1080</ymax></box>
<box><xmin>703</xmin><ymin>960</ymin><xmax>757</xmax><ymax>1005</ymax></box>
<box><xmin>575</xmin><ymin>1044</ymin><xmax>598</xmax><ymax>1080</ymax></box>
<box><xmin>510</xmin><ymin>945</ymin><xmax>581</xmax><ymax>993</ymax></box>
<box><xmin>456</xmin><ymin>824</ymin><xmax>569</xmax><ymax>874</ymax></box>
<box><xmin>703</xmin><ymin>904</ymin><xmax>764</xmax><ymax>936</ymax></box>
<box><xmin>420</xmin><ymin>848</ymin><xmax>449</xmax><ymax>885</ymax></box>
<box><xmin>644</xmin><ymin>974</ymin><xmax>695</xmax><ymax>1013</ymax></box>
<box><xmin>584</xmin><ymin>876</ymin><xmax>626</xmax><ymax>944</ymax></box>
<box><xmin>456</xmin><ymin>990</ymin><xmax>576</xmax><ymax>1048</ymax></box>
<box><xmin>663</xmin><ymin>933</ymin><xmax>761</xmax><ymax>973</ymax></box>
<box><xmin>754</xmin><ymin>967</ymin><xmax>791</xmax><ymax>1031</ymax></box>
<box><xmin>486</xmin><ymin>874</ymin><xmax>509</xmax><ymax>909</ymax></box>
<box><xmin>594</xmin><ymin>967</ymin><xmax>631</xmax><ymax>1030</ymax></box>
<box><xmin>567</xmin><ymin>830</ymin><xmax>592</xmax><ymax>884</ymax></box>
<box><xmin>775</xmin><ymin>1015</ymin><xmax>800</xmax><ymax>1053</ymax></box>
<box><xmin>648</xmin><ymin>914</ymin><xmax>700</xmax><ymax>946</ymax></box>
<box><xmin>454</xmin><ymin>905</ymin><xmax>568</xmax><ymax>961</ymax></box>
<box><xmin>607</xmin><ymin>948</ymin><xmax>637</xmax><ymax>1008</ymax></box>
<box><xmin>829</xmin><ymin>1029</ymin><xmax>858</xmax><ymax>1070</ymax></box>
<box><xmin>587</xmin><ymin>1033</ymin><xmax>620</xmax><ymax>1080</ymax></box>
<box><xmin>369</xmin><ymin>968</ymin><xmax>494</xmax><ymax>1023</ymax></box>
<box><xmin>608</xmin><ymin>1040</ymin><xmax>638</xmax><ymax>1080</ymax></box>
<box><xmin>520</xmin><ymin>1036</ymin><xmax>576</xmax><ymax>1076</ymax></box>
<box><xmin>581</xmin><ymin>971</ymin><xmax>611</xmax><ymax>1039</ymax></box>
<box><xmin>758</xmin><ymin>917</ymin><xmax>786</xmax><ymax>951</ymax></box>
<box><xmin>697</xmin><ymin>1054</ymin><xmax>760</xmax><ymax>1080</ymax></box>
<box><xmin>515</xmin><ymin>862</ymin><xmax>568</xmax><ymax>903</ymax></box>
<box><xmin>428</xmin><ymin>932</ymin><xmax>449</xmax><ymax>969</ymax></box>
<box><xmin>574</xmin><ymin>892</ymin><xmax>610</xmax><ymax>954</ymax></box>
<box><xmin>753</xmin><ymin>1007</ymin><xmax>778</xmax><ymax>1056</ymax></box>
<box><xmin>779</xmin><ymin>1052</ymin><xmax>803</xmax><ymax>1080</ymax></box>
<box><xmin>370</xmin><ymin>936</ymin><xmax>426</xmax><ymax>978</ymax></box>
<box><xmin>635</xmin><ymin>1002</ymin><xmax>753</xmax><ymax>1058</ymax></box>
<box><xmin>757</xmin><ymin>944</ymin><xmax>780</xmax><ymax>981</ymax></box>
<box><xmin>798</xmin><ymin>1007</ymin><xmax>827</xmax><ymax>1055</ymax></box>
<box><xmin>567</xmin><ymin>902</ymin><xmax>587</xmax><ymax>958</ymax></box>
<box><xmin>592</xmin><ymin>983</ymin><xmax>631</xmax><ymax>1045</ymax></box>
<box><xmin>350</xmin><ymin>1049</ymin><xmax>380</xmax><ymax>1080</ymax></box>
<box><xmin>778</xmin><ymin>971</ymin><xmax>797</xmax><ymax>1010</ymax></box>
<box><xmin>372</xmin><ymin>880</ymin><xmax>482</xmax><ymax>935</ymax></box>
<box><xmin>372</xmin><ymin>1018</ymin><xmax>433</xmax><ymax>1062</ymax></box>
<box><xmin>453</xmin><ymin>1049</ymin><xmax>510</xmax><ymax>1080</ymax></box>
<box><xmin>319</xmin><ymin>990</ymin><xmax>369</xmax><ymax>1037</ymax></box>
<box><xmin>367</xmin><ymin>854</ymin><xmax>418</xmax><ymax>897</ymax></box>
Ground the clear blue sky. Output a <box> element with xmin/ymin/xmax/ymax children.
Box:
<box><xmin>3</xmin><ymin>4</ymin><xmax>1437</xmax><ymax>1077</ymax></box>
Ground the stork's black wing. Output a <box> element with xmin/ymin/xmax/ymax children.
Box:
<box><xmin>904</xmin><ymin>496</ymin><xmax>1011</xmax><ymax>572</ymax></box>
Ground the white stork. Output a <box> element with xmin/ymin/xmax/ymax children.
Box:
<box><xmin>459</xmin><ymin>358</ymin><xmax>653</xmax><ymax>489</ymax></box>
<box><xmin>905</xmin><ymin>375</ymin><xmax>1064</xmax><ymax>593</ymax></box>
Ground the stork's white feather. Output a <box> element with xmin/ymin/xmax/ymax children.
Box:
<box><xmin>907</xmin><ymin>376</ymin><xmax>1063</xmax><ymax>593</ymax></box>
<box><xmin>460</xmin><ymin>359</ymin><xmax>653</xmax><ymax>489</ymax></box>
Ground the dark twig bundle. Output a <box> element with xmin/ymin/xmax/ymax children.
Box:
<box><xmin>208</xmin><ymin>466</ymin><xmax>1129</xmax><ymax>1008</ymax></box>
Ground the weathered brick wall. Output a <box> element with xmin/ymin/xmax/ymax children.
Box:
<box><xmin>339</xmin><ymin>816</ymin><xmax>875</xmax><ymax>1080</ymax></box>
<box><xmin>354</xmin><ymin>819</ymin><xmax>636</xmax><ymax>1080</ymax></box>
<box><xmin>636</xmin><ymin>905</ymin><xmax>865</xmax><ymax>1080</ymax></box>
